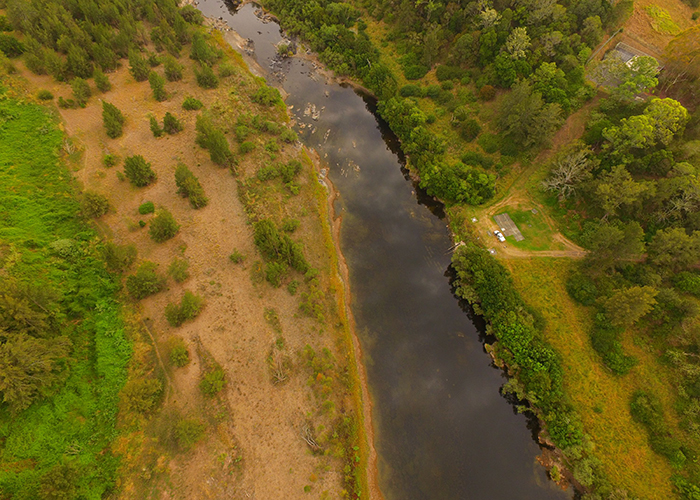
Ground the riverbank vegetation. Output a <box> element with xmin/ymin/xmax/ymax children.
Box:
<box><xmin>0</xmin><ymin>0</ymin><xmax>367</xmax><ymax>497</ymax></box>
<box><xmin>260</xmin><ymin>0</ymin><xmax>700</xmax><ymax>497</ymax></box>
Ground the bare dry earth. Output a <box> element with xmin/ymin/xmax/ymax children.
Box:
<box><xmin>21</xmin><ymin>56</ymin><xmax>345</xmax><ymax>499</ymax></box>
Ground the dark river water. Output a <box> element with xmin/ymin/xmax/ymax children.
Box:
<box><xmin>196</xmin><ymin>2</ymin><xmax>573</xmax><ymax>499</ymax></box>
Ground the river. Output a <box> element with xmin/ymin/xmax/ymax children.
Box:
<box><xmin>195</xmin><ymin>2</ymin><xmax>574</xmax><ymax>498</ymax></box>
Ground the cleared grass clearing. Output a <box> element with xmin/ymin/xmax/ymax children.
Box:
<box><xmin>504</xmin><ymin>258</ymin><xmax>675</xmax><ymax>499</ymax></box>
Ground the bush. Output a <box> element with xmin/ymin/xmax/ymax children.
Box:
<box><xmin>139</xmin><ymin>201</ymin><xmax>155</xmax><ymax>215</ymax></box>
<box><xmin>441</xmin><ymin>81</ymin><xmax>454</xmax><ymax>91</ymax></box>
<box><xmin>102</xmin><ymin>101</ymin><xmax>125</xmax><ymax>138</ymax></box>
<box><xmin>436</xmin><ymin>65</ymin><xmax>465</xmax><ymax>82</ymax></box>
<box><xmin>195</xmin><ymin>115</ymin><xmax>234</xmax><ymax>166</ymax></box>
<box><xmin>693</xmin><ymin>11</ymin><xmax>700</xmax><ymax>20</ymax></box>
<box><xmin>126</xmin><ymin>261</ymin><xmax>166</xmax><ymax>299</ymax></box>
<box><xmin>461</xmin><ymin>151</ymin><xmax>493</xmax><ymax>169</ymax></box>
<box><xmin>252</xmin><ymin>86</ymin><xmax>281</xmax><ymax>106</ymax></box>
<box><xmin>239</xmin><ymin>141</ymin><xmax>255</xmax><ymax>154</ymax></box>
<box><xmin>121</xmin><ymin>378</ymin><xmax>162</xmax><ymax>413</ymax></box>
<box><xmin>190</xmin><ymin>32</ymin><xmax>220</xmax><ymax>65</ymax></box>
<box><xmin>164</xmin><ymin>56</ymin><xmax>184</xmax><ymax>81</ymax></box>
<box><xmin>168</xmin><ymin>337</ymin><xmax>190</xmax><ymax>367</ymax></box>
<box><xmin>200</xmin><ymin>367</ymin><xmax>226</xmax><ymax>396</ymax></box>
<box><xmin>37</xmin><ymin>89</ymin><xmax>53</xmax><ymax>100</ymax></box>
<box><xmin>182</xmin><ymin>96</ymin><xmax>203</xmax><ymax>110</ymax></box>
<box><xmin>673</xmin><ymin>271</ymin><xmax>700</xmax><ymax>297</ymax></box>
<box><xmin>264</xmin><ymin>139</ymin><xmax>280</xmax><ymax>153</ymax></box>
<box><xmin>282</xmin><ymin>218</ymin><xmax>300</xmax><ymax>232</ymax></box>
<box><xmin>195</xmin><ymin>64</ymin><xmax>219</xmax><ymax>89</ymax></box>
<box><xmin>229</xmin><ymin>250</ymin><xmax>245</xmax><ymax>263</ymax></box>
<box><xmin>479</xmin><ymin>85</ymin><xmax>496</xmax><ymax>101</ymax></box>
<box><xmin>163</xmin><ymin>112</ymin><xmax>183</xmax><ymax>134</ymax></box>
<box><xmin>591</xmin><ymin>313</ymin><xmax>637</xmax><ymax>375</ymax></box>
<box><xmin>280</xmin><ymin>128</ymin><xmax>298</xmax><ymax>143</ymax></box>
<box><xmin>128</xmin><ymin>49</ymin><xmax>150</xmax><ymax>82</ymax></box>
<box><xmin>500</xmin><ymin>140</ymin><xmax>519</xmax><ymax>157</ymax></box>
<box><xmin>103</xmin><ymin>154</ymin><xmax>119</xmax><ymax>168</ymax></box>
<box><xmin>175</xmin><ymin>418</ymin><xmax>205</xmax><ymax>450</ymax></box>
<box><xmin>165</xmin><ymin>291</ymin><xmax>204</xmax><ymax>326</ymax></box>
<box><xmin>150</xmin><ymin>115</ymin><xmax>163</xmax><ymax>137</ymax></box>
<box><xmin>426</xmin><ymin>84</ymin><xmax>441</xmax><ymax>98</ymax></box>
<box><xmin>460</xmin><ymin>119</ymin><xmax>481</xmax><ymax>142</ymax></box>
<box><xmin>180</xmin><ymin>5</ymin><xmax>204</xmax><ymax>24</ymax></box>
<box><xmin>147</xmin><ymin>52</ymin><xmax>161</xmax><ymax>67</ymax></box>
<box><xmin>94</xmin><ymin>68</ymin><xmax>111</xmax><ymax>92</ymax></box>
<box><xmin>566</xmin><ymin>273</ymin><xmax>598</xmax><ymax>305</ymax></box>
<box><xmin>58</xmin><ymin>97</ymin><xmax>77</xmax><ymax>109</ymax></box>
<box><xmin>403</xmin><ymin>64</ymin><xmax>428</xmax><ymax>80</ymax></box>
<box><xmin>149</xmin><ymin>209</ymin><xmax>180</xmax><ymax>242</ymax></box>
<box><xmin>81</xmin><ymin>191</ymin><xmax>109</xmax><ymax>218</ymax></box>
<box><xmin>149</xmin><ymin>71</ymin><xmax>167</xmax><ymax>101</ymax></box>
<box><xmin>219</xmin><ymin>62</ymin><xmax>237</xmax><ymax>77</ymax></box>
<box><xmin>124</xmin><ymin>155</ymin><xmax>157</xmax><ymax>187</ymax></box>
<box><xmin>174</xmin><ymin>163</ymin><xmax>208</xmax><ymax>208</ymax></box>
<box><xmin>478</xmin><ymin>133</ymin><xmax>501</xmax><ymax>154</ymax></box>
<box><xmin>0</xmin><ymin>34</ymin><xmax>24</xmax><ymax>58</ymax></box>
<box><xmin>168</xmin><ymin>258</ymin><xmax>190</xmax><ymax>283</ymax></box>
<box><xmin>399</xmin><ymin>84</ymin><xmax>422</xmax><ymax>97</ymax></box>
<box><xmin>265</xmin><ymin>261</ymin><xmax>288</xmax><ymax>287</ymax></box>
<box><xmin>102</xmin><ymin>242</ymin><xmax>137</xmax><ymax>273</ymax></box>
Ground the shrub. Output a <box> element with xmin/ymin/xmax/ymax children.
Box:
<box><xmin>229</xmin><ymin>250</ymin><xmax>245</xmax><ymax>263</ymax></box>
<box><xmin>436</xmin><ymin>65</ymin><xmax>465</xmax><ymax>82</ymax></box>
<box><xmin>282</xmin><ymin>219</ymin><xmax>300</xmax><ymax>232</ymax></box>
<box><xmin>81</xmin><ymin>191</ymin><xmax>109</xmax><ymax>218</ymax></box>
<box><xmin>168</xmin><ymin>258</ymin><xmax>190</xmax><ymax>283</ymax></box>
<box><xmin>103</xmin><ymin>154</ymin><xmax>119</xmax><ymax>168</ymax></box>
<box><xmin>461</xmin><ymin>151</ymin><xmax>494</xmax><ymax>169</ymax></box>
<box><xmin>591</xmin><ymin>313</ymin><xmax>637</xmax><ymax>375</ymax></box>
<box><xmin>168</xmin><ymin>337</ymin><xmax>190</xmax><ymax>367</ymax></box>
<box><xmin>500</xmin><ymin>140</ymin><xmax>520</xmax><ymax>157</ymax></box>
<box><xmin>265</xmin><ymin>261</ymin><xmax>288</xmax><ymax>287</ymax></box>
<box><xmin>124</xmin><ymin>155</ymin><xmax>157</xmax><ymax>187</ymax></box>
<box><xmin>126</xmin><ymin>261</ymin><xmax>166</xmax><ymax>299</ymax></box>
<box><xmin>673</xmin><ymin>271</ymin><xmax>700</xmax><ymax>297</ymax></box>
<box><xmin>239</xmin><ymin>141</ymin><xmax>255</xmax><ymax>154</ymax></box>
<box><xmin>174</xmin><ymin>163</ymin><xmax>208</xmax><ymax>208</ymax></box>
<box><xmin>264</xmin><ymin>139</ymin><xmax>280</xmax><ymax>153</ymax></box>
<box><xmin>280</xmin><ymin>128</ymin><xmax>298</xmax><ymax>143</ymax></box>
<box><xmin>121</xmin><ymin>378</ymin><xmax>162</xmax><ymax>413</ymax></box>
<box><xmin>0</xmin><ymin>34</ymin><xmax>23</xmax><ymax>58</ymax></box>
<box><xmin>219</xmin><ymin>62</ymin><xmax>237</xmax><ymax>77</ymax></box>
<box><xmin>404</xmin><ymin>64</ymin><xmax>429</xmax><ymax>80</ymax></box>
<box><xmin>58</xmin><ymin>97</ymin><xmax>78</xmax><ymax>109</ymax></box>
<box><xmin>399</xmin><ymin>84</ymin><xmax>423</xmax><ymax>97</ymax></box>
<box><xmin>182</xmin><ymin>96</ymin><xmax>203</xmax><ymax>110</ymax></box>
<box><xmin>102</xmin><ymin>101</ymin><xmax>125</xmax><ymax>138</ymax></box>
<box><xmin>195</xmin><ymin>63</ymin><xmax>219</xmax><ymax>89</ymax></box>
<box><xmin>460</xmin><ymin>119</ymin><xmax>482</xmax><ymax>142</ymax></box>
<box><xmin>128</xmin><ymin>48</ymin><xmax>150</xmax><ymax>82</ymax></box>
<box><xmin>70</xmin><ymin>77</ymin><xmax>91</xmax><ymax>107</ymax></box>
<box><xmin>190</xmin><ymin>32</ymin><xmax>219</xmax><ymax>65</ymax></box>
<box><xmin>180</xmin><ymin>5</ymin><xmax>204</xmax><ymax>24</ymax></box>
<box><xmin>441</xmin><ymin>81</ymin><xmax>454</xmax><ymax>91</ymax></box>
<box><xmin>175</xmin><ymin>418</ymin><xmax>205</xmax><ymax>450</ymax></box>
<box><xmin>566</xmin><ymin>273</ymin><xmax>598</xmax><ymax>305</ymax></box>
<box><xmin>479</xmin><ymin>85</ymin><xmax>496</xmax><ymax>101</ymax></box>
<box><xmin>426</xmin><ymin>84</ymin><xmax>441</xmax><ymax>98</ymax></box>
<box><xmin>94</xmin><ymin>68</ymin><xmax>111</xmax><ymax>92</ymax></box>
<box><xmin>138</xmin><ymin>201</ymin><xmax>155</xmax><ymax>215</ymax></box>
<box><xmin>693</xmin><ymin>11</ymin><xmax>700</xmax><ymax>20</ymax></box>
<box><xmin>102</xmin><ymin>242</ymin><xmax>137</xmax><ymax>273</ymax></box>
<box><xmin>478</xmin><ymin>133</ymin><xmax>501</xmax><ymax>154</ymax></box>
<box><xmin>164</xmin><ymin>56</ymin><xmax>184</xmax><ymax>81</ymax></box>
<box><xmin>163</xmin><ymin>112</ymin><xmax>183</xmax><ymax>134</ymax></box>
<box><xmin>165</xmin><ymin>290</ymin><xmax>204</xmax><ymax>326</ymax></box>
<box><xmin>149</xmin><ymin>209</ymin><xmax>180</xmax><ymax>242</ymax></box>
<box><xmin>195</xmin><ymin>115</ymin><xmax>234</xmax><ymax>166</ymax></box>
<box><xmin>150</xmin><ymin>115</ymin><xmax>164</xmax><ymax>137</ymax></box>
<box><xmin>147</xmin><ymin>52</ymin><xmax>161</xmax><ymax>67</ymax></box>
<box><xmin>200</xmin><ymin>367</ymin><xmax>226</xmax><ymax>396</ymax></box>
<box><xmin>252</xmin><ymin>86</ymin><xmax>281</xmax><ymax>106</ymax></box>
<box><xmin>148</xmin><ymin>71</ymin><xmax>167</xmax><ymax>101</ymax></box>
<box><xmin>37</xmin><ymin>89</ymin><xmax>53</xmax><ymax>100</ymax></box>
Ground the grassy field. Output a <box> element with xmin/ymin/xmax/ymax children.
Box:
<box><xmin>503</xmin><ymin>258</ymin><xmax>677</xmax><ymax>499</ymax></box>
<box><xmin>0</xmin><ymin>82</ymin><xmax>131</xmax><ymax>497</ymax></box>
<box><xmin>497</xmin><ymin>207</ymin><xmax>565</xmax><ymax>251</ymax></box>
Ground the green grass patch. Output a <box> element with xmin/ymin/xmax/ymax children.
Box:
<box><xmin>497</xmin><ymin>207</ymin><xmax>563</xmax><ymax>251</ymax></box>
<box><xmin>645</xmin><ymin>5</ymin><xmax>682</xmax><ymax>35</ymax></box>
<box><xmin>0</xmin><ymin>92</ymin><xmax>131</xmax><ymax>498</ymax></box>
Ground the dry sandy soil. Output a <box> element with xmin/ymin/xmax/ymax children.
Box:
<box><xmin>20</xmin><ymin>47</ymin><xmax>352</xmax><ymax>499</ymax></box>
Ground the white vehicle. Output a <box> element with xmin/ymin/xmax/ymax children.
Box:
<box><xmin>493</xmin><ymin>230</ymin><xmax>506</xmax><ymax>242</ymax></box>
